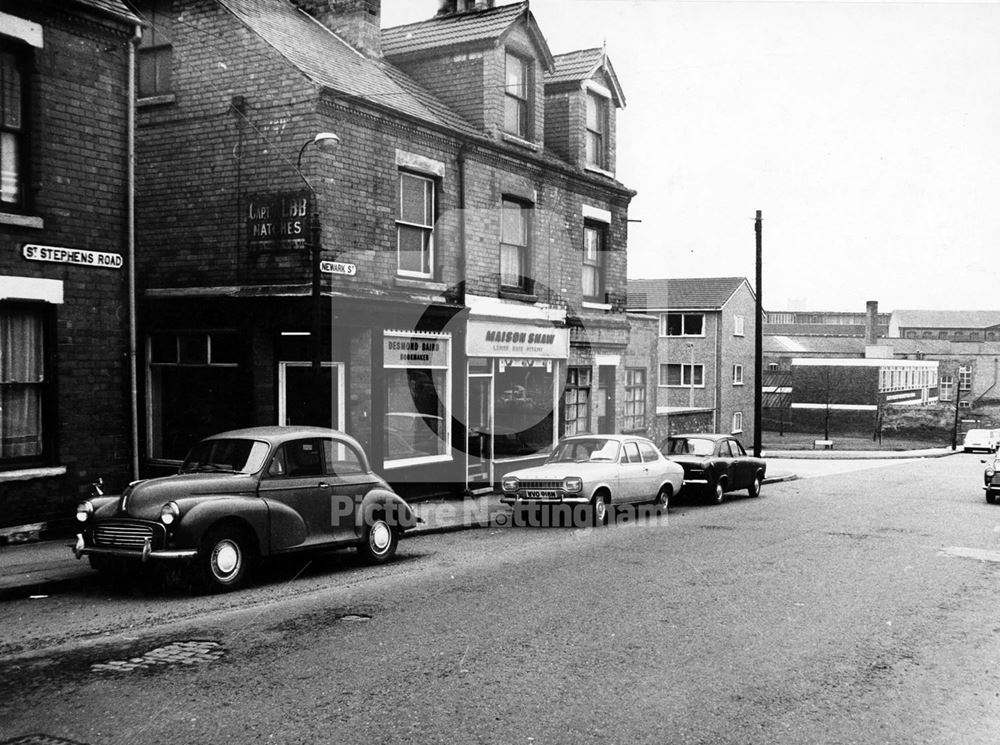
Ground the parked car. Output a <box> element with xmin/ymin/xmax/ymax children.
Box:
<box><xmin>499</xmin><ymin>434</ymin><xmax>684</xmax><ymax>525</ymax></box>
<box><xmin>660</xmin><ymin>433</ymin><xmax>766</xmax><ymax>504</ymax></box>
<box><xmin>963</xmin><ymin>428</ymin><xmax>1000</xmax><ymax>453</ymax></box>
<box><xmin>73</xmin><ymin>427</ymin><xmax>417</xmax><ymax>592</ymax></box>
<box><xmin>982</xmin><ymin>454</ymin><xmax>1000</xmax><ymax>504</ymax></box>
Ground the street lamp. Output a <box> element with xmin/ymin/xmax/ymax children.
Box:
<box><xmin>295</xmin><ymin>132</ymin><xmax>341</xmax><ymax>385</ymax></box>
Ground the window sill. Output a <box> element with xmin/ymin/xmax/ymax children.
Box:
<box><xmin>499</xmin><ymin>290</ymin><xmax>538</xmax><ymax>303</ymax></box>
<box><xmin>383</xmin><ymin>454</ymin><xmax>453</xmax><ymax>470</ymax></box>
<box><xmin>394</xmin><ymin>276</ymin><xmax>447</xmax><ymax>292</ymax></box>
<box><xmin>0</xmin><ymin>465</ymin><xmax>67</xmax><ymax>483</ymax></box>
<box><xmin>0</xmin><ymin>212</ymin><xmax>44</xmax><ymax>229</ymax></box>
<box><xmin>500</xmin><ymin>133</ymin><xmax>539</xmax><ymax>151</ymax></box>
<box><xmin>582</xmin><ymin>301</ymin><xmax>612</xmax><ymax>311</ymax></box>
<box><xmin>138</xmin><ymin>93</ymin><xmax>177</xmax><ymax>107</ymax></box>
<box><xmin>584</xmin><ymin>164</ymin><xmax>615</xmax><ymax>179</ymax></box>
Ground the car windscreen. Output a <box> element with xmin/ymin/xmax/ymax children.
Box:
<box><xmin>547</xmin><ymin>438</ymin><xmax>621</xmax><ymax>463</ymax></box>
<box><xmin>665</xmin><ymin>438</ymin><xmax>715</xmax><ymax>456</ymax></box>
<box><xmin>180</xmin><ymin>439</ymin><xmax>270</xmax><ymax>474</ymax></box>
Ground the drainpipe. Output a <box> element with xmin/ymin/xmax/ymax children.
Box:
<box><xmin>456</xmin><ymin>143</ymin><xmax>468</xmax><ymax>306</ymax></box>
<box><xmin>128</xmin><ymin>24</ymin><xmax>141</xmax><ymax>480</ymax></box>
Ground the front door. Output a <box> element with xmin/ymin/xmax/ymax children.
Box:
<box><xmin>597</xmin><ymin>365</ymin><xmax>616</xmax><ymax>434</ymax></box>
<box><xmin>279</xmin><ymin>362</ymin><xmax>345</xmax><ymax>429</ymax></box>
<box><xmin>467</xmin><ymin>374</ymin><xmax>493</xmax><ymax>490</ymax></box>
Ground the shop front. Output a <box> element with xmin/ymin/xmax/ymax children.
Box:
<box><xmin>463</xmin><ymin>311</ymin><xmax>570</xmax><ymax>491</ymax></box>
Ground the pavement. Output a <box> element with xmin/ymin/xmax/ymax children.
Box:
<box><xmin>0</xmin><ymin>450</ymin><xmax>958</xmax><ymax>600</ymax></box>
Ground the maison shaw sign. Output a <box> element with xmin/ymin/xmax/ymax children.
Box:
<box><xmin>22</xmin><ymin>244</ymin><xmax>123</xmax><ymax>270</ymax></box>
<box><xmin>246</xmin><ymin>190</ymin><xmax>310</xmax><ymax>251</ymax></box>
<box><xmin>466</xmin><ymin>320</ymin><xmax>569</xmax><ymax>359</ymax></box>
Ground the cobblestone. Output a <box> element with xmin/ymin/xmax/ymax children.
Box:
<box><xmin>90</xmin><ymin>640</ymin><xmax>225</xmax><ymax>674</ymax></box>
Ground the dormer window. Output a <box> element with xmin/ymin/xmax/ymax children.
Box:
<box><xmin>585</xmin><ymin>90</ymin><xmax>609</xmax><ymax>170</ymax></box>
<box><xmin>504</xmin><ymin>52</ymin><xmax>530</xmax><ymax>139</ymax></box>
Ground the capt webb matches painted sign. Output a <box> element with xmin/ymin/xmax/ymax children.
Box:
<box><xmin>22</xmin><ymin>244</ymin><xmax>124</xmax><ymax>270</ymax></box>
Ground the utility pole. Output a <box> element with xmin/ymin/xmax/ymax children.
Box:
<box><xmin>754</xmin><ymin>210</ymin><xmax>763</xmax><ymax>457</ymax></box>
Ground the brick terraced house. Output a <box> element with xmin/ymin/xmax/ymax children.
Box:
<box><xmin>128</xmin><ymin>0</ymin><xmax>642</xmax><ymax>497</ymax></box>
<box><xmin>0</xmin><ymin>0</ymin><xmax>140</xmax><ymax>535</ymax></box>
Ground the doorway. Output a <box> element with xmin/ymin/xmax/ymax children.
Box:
<box><xmin>278</xmin><ymin>361</ymin><xmax>345</xmax><ymax>429</ymax></box>
<box><xmin>467</xmin><ymin>373</ymin><xmax>493</xmax><ymax>490</ymax></box>
<box><xmin>597</xmin><ymin>365</ymin><xmax>616</xmax><ymax>434</ymax></box>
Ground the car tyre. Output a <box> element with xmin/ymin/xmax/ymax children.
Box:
<box><xmin>711</xmin><ymin>480</ymin><xmax>726</xmax><ymax>505</ymax></box>
<box><xmin>591</xmin><ymin>493</ymin><xmax>609</xmax><ymax>527</ymax></box>
<box><xmin>200</xmin><ymin>526</ymin><xmax>252</xmax><ymax>593</ymax></box>
<box><xmin>748</xmin><ymin>473</ymin><xmax>762</xmax><ymax>498</ymax></box>
<box><xmin>654</xmin><ymin>485</ymin><xmax>671</xmax><ymax>512</ymax></box>
<box><xmin>988</xmin><ymin>491</ymin><xmax>997</xmax><ymax>505</ymax></box>
<box><xmin>358</xmin><ymin>515</ymin><xmax>398</xmax><ymax>564</ymax></box>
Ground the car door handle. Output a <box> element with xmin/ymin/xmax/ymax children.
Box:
<box><xmin>318</xmin><ymin>482</ymin><xmax>331</xmax><ymax>489</ymax></box>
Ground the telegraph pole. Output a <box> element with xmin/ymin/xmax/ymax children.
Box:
<box><xmin>754</xmin><ymin>210</ymin><xmax>763</xmax><ymax>457</ymax></box>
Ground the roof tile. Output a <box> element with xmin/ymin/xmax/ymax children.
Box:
<box><xmin>626</xmin><ymin>277</ymin><xmax>751</xmax><ymax>311</ymax></box>
<box><xmin>381</xmin><ymin>2</ymin><xmax>528</xmax><ymax>57</ymax></box>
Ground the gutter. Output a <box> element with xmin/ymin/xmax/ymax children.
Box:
<box><xmin>128</xmin><ymin>23</ymin><xmax>142</xmax><ymax>480</ymax></box>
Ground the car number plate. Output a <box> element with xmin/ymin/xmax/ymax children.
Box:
<box><xmin>525</xmin><ymin>490</ymin><xmax>560</xmax><ymax>499</ymax></box>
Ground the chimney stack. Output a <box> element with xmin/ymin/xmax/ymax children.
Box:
<box><xmin>296</xmin><ymin>0</ymin><xmax>381</xmax><ymax>58</ymax></box>
<box><xmin>865</xmin><ymin>300</ymin><xmax>879</xmax><ymax>345</ymax></box>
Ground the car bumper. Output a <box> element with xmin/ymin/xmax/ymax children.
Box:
<box><xmin>74</xmin><ymin>534</ymin><xmax>197</xmax><ymax>563</ymax></box>
<box><xmin>500</xmin><ymin>494</ymin><xmax>590</xmax><ymax>506</ymax></box>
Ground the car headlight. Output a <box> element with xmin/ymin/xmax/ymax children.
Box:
<box><xmin>76</xmin><ymin>500</ymin><xmax>94</xmax><ymax>523</ymax></box>
<box><xmin>987</xmin><ymin>468</ymin><xmax>995</xmax><ymax>478</ymax></box>
<box><xmin>563</xmin><ymin>477</ymin><xmax>583</xmax><ymax>493</ymax></box>
<box><xmin>159</xmin><ymin>501</ymin><xmax>180</xmax><ymax>526</ymax></box>
<box><xmin>501</xmin><ymin>476</ymin><xmax>520</xmax><ymax>492</ymax></box>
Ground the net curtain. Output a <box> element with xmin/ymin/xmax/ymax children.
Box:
<box><xmin>0</xmin><ymin>308</ymin><xmax>43</xmax><ymax>457</ymax></box>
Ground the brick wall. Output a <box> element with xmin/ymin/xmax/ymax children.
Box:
<box><xmin>0</xmin><ymin>7</ymin><xmax>134</xmax><ymax>529</ymax></box>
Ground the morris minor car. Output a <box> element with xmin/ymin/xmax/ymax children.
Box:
<box><xmin>73</xmin><ymin>427</ymin><xmax>417</xmax><ymax>591</ymax></box>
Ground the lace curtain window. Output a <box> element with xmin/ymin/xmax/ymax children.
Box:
<box><xmin>0</xmin><ymin>308</ymin><xmax>43</xmax><ymax>457</ymax></box>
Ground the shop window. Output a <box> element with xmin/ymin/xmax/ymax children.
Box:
<box><xmin>494</xmin><ymin>359</ymin><xmax>554</xmax><ymax>457</ymax></box>
<box><xmin>383</xmin><ymin>332</ymin><xmax>451</xmax><ymax>466</ymax></box>
<box><xmin>148</xmin><ymin>332</ymin><xmax>244</xmax><ymax>461</ymax></box>
<box><xmin>504</xmin><ymin>52</ymin><xmax>530</xmax><ymax>139</ymax></box>
<box><xmin>660</xmin><ymin>313</ymin><xmax>704</xmax><ymax>337</ymax></box>
<box><xmin>500</xmin><ymin>197</ymin><xmax>530</xmax><ymax>291</ymax></box>
<box><xmin>623</xmin><ymin>368</ymin><xmax>646</xmax><ymax>430</ymax></box>
<box><xmin>396</xmin><ymin>171</ymin><xmax>435</xmax><ymax>278</ymax></box>
<box><xmin>1</xmin><ymin>47</ymin><xmax>27</xmax><ymax>210</ymax></box>
<box><xmin>660</xmin><ymin>363</ymin><xmax>704</xmax><ymax>388</ymax></box>
<box><xmin>135</xmin><ymin>0</ymin><xmax>173</xmax><ymax>98</ymax></box>
<box><xmin>0</xmin><ymin>304</ymin><xmax>48</xmax><ymax>461</ymax></box>
<box><xmin>563</xmin><ymin>367</ymin><xmax>591</xmax><ymax>436</ymax></box>
<box><xmin>582</xmin><ymin>222</ymin><xmax>606</xmax><ymax>301</ymax></box>
<box><xmin>585</xmin><ymin>90</ymin><xmax>609</xmax><ymax>170</ymax></box>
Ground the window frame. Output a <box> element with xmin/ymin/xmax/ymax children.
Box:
<box><xmin>0</xmin><ymin>43</ymin><xmax>29</xmax><ymax>213</ymax></box>
<box><xmin>136</xmin><ymin>0</ymin><xmax>173</xmax><ymax>99</ymax></box>
<box><xmin>585</xmin><ymin>89</ymin><xmax>609</xmax><ymax>170</ymax></box>
<box><xmin>623</xmin><ymin>368</ymin><xmax>646</xmax><ymax>431</ymax></box>
<box><xmin>733</xmin><ymin>315</ymin><xmax>745</xmax><ymax>336</ymax></box>
<box><xmin>582</xmin><ymin>221</ymin><xmax>607</xmax><ymax>301</ymax></box>
<box><xmin>563</xmin><ymin>366</ymin><xmax>591</xmax><ymax>436</ymax></box>
<box><xmin>659</xmin><ymin>363</ymin><xmax>705</xmax><ymax>388</ymax></box>
<box><xmin>659</xmin><ymin>312</ymin><xmax>706</xmax><ymax>338</ymax></box>
<box><xmin>733</xmin><ymin>364</ymin><xmax>744</xmax><ymax>386</ymax></box>
<box><xmin>0</xmin><ymin>301</ymin><xmax>54</xmax><ymax>467</ymax></box>
<box><xmin>503</xmin><ymin>51</ymin><xmax>531</xmax><ymax>139</ymax></box>
<box><xmin>500</xmin><ymin>196</ymin><xmax>531</xmax><ymax>291</ymax></box>
<box><xmin>732</xmin><ymin>411</ymin><xmax>744</xmax><ymax>434</ymax></box>
<box><xmin>395</xmin><ymin>170</ymin><xmax>436</xmax><ymax>279</ymax></box>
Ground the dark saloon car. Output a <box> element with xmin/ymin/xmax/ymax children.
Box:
<box><xmin>73</xmin><ymin>427</ymin><xmax>417</xmax><ymax>591</ymax></box>
<box><xmin>660</xmin><ymin>433</ymin><xmax>766</xmax><ymax>504</ymax></box>
<box><xmin>983</xmin><ymin>454</ymin><xmax>1000</xmax><ymax>504</ymax></box>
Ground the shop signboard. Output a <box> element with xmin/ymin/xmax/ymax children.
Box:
<box><xmin>467</xmin><ymin>320</ymin><xmax>569</xmax><ymax>359</ymax></box>
<box><xmin>384</xmin><ymin>333</ymin><xmax>450</xmax><ymax>368</ymax></box>
<box><xmin>246</xmin><ymin>190</ymin><xmax>310</xmax><ymax>251</ymax></box>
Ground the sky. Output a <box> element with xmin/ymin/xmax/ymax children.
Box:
<box><xmin>380</xmin><ymin>0</ymin><xmax>1000</xmax><ymax>314</ymax></box>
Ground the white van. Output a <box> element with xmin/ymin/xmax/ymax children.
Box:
<box><xmin>963</xmin><ymin>428</ymin><xmax>1000</xmax><ymax>453</ymax></box>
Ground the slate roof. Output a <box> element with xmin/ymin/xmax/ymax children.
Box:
<box><xmin>626</xmin><ymin>277</ymin><xmax>752</xmax><ymax>311</ymax></box>
<box><xmin>381</xmin><ymin>1</ymin><xmax>553</xmax><ymax>70</ymax></box>
<box><xmin>892</xmin><ymin>309</ymin><xmax>1000</xmax><ymax>329</ymax></box>
<box><xmin>217</xmin><ymin>0</ymin><xmax>479</xmax><ymax>136</ymax></box>
<box><xmin>546</xmin><ymin>48</ymin><xmax>625</xmax><ymax>107</ymax></box>
<box><xmin>74</xmin><ymin>0</ymin><xmax>142</xmax><ymax>23</ymax></box>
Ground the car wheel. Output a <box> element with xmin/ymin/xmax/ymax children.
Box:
<box><xmin>711</xmin><ymin>480</ymin><xmax>726</xmax><ymax>505</ymax></box>
<box><xmin>200</xmin><ymin>526</ymin><xmax>252</xmax><ymax>592</ymax></box>
<box><xmin>988</xmin><ymin>492</ymin><xmax>997</xmax><ymax>505</ymax></box>
<box><xmin>654</xmin><ymin>485</ymin><xmax>671</xmax><ymax>512</ymax></box>
<box><xmin>358</xmin><ymin>515</ymin><xmax>398</xmax><ymax>564</ymax></box>
<box><xmin>748</xmin><ymin>473</ymin><xmax>762</xmax><ymax>498</ymax></box>
<box><xmin>591</xmin><ymin>493</ymin><xmax>609</xmax><ymax>526</ymax></box>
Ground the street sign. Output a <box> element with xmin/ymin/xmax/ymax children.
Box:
<box><xmin>320</xmin><ymin>261</ymin><xmax>356</xmax><ymax>276</ymax></box>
